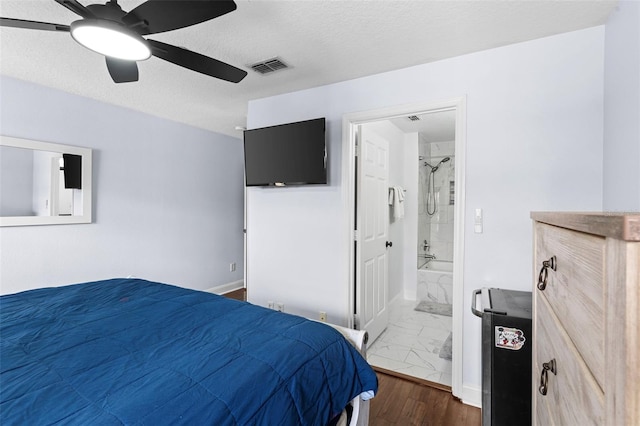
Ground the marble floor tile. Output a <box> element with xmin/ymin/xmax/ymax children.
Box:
<box><xmin>368</xmin><ymin>340</ymin><xmax>412</xmax><ymax>361</ymax></box>
<box><xmin>418</xmin><ymin>326</ymin><xmax>451</xmax><ymax>341</ymax></box>
<box><xmin>368</xmin><ymin>354</ymin><xmax>444</xmax><ymax>382</ymax></box>
<box><xmin>440</xmin><ymin>372</ymin><xmax>452</xmax><ymax>387</ymax></box>
<box><xmin>367</xmin><ymin>297</ymin><xmax>453</xmax><ymax>387</ymax></box>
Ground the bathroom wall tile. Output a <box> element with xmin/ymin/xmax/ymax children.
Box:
<box><xmin>447</xmin><ymin>205</ymin><xmax>455</xmax><ymax>221</ymax></box>
<box><xmin>432</xmin><ymin>209</ymin><xmax>449</xmax><ymax>225</ymax></box>
<box><xmin>437</xmin><ymin>282</ymin><xmax>453</xmax><ymax>304</ymax></box>
<box><xmin>427</xmin><ymin>282</ymin><xmax>438</xmax><ymax>302</ymax></box>
<box><xmin>430</xmin><ymin>141</ymin><xmax>454</xmax><ymax>158</ymax></box>
<box><xmin>430</xmin><ymin>223</ymin><xmax>441</xmax><ymax>239</ymax></box>
<box><xmin>417</xmin><ymin>282</ymin><xmax>428</xmax><ymax>301</ymax></box>
<box><xmin>431</xmin><ymin>241</ymin><xmax>444</xmax><ymax>260</ymax></box>
<box><xmin>444</xmin><ymin>242</ymin><xmax>454</xmax><ymax>262</ymax></box>
<box><xmin>437</xmin><ymin>182</ymin><xmax>450</xmax><ymax>206</ymax></box>
<box><xmin>430</xmin><ymin>242</ymin><xmax>446</xmax><ymax>260</ymax></box>
<box><xmin>441</xmin><ymin>282</ymin><xmax>453</xmax><ymax>304</ymax></box>
<box><xmin>431</xmin><ymin>223</ymin><xmax>454</xmax><ymax>242</ymax></box>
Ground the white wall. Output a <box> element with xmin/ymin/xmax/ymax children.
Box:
<box><xmin>603</xmin><ymin>0</ymin><xmax>640</xmax><ymax>211</ymax></box>
<box><xmin>402</xmin><ymin>132</ymin><xmax>419</xmax><ymax>301</ymax></box>
<box><xmin>246</xmin><ymin>27</ymin><xmax>605</xmax><ymax>398</ymax></box>
<box><xmin>0</xmin><ymin>77</ymin><xmax>245</xmax><ymax>295</ymax></box>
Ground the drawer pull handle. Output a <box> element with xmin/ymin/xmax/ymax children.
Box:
<box><xmin>538</xmin><ymin>358</ymin><xmax>557</xmax><ymax>396</ymax></box>
<box><xmin>537</xmin><ymin>255</ymin><xmax>557</xmax><ymax>291</ymax></box>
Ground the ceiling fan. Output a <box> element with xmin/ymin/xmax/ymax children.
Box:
<box><xmin>0</xmin><ymin>0</ymin><xmax>247</xmax><ymax>84</ymax></box>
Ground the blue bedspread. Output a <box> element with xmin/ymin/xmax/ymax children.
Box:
<box><xmin>0</xmin><ymin>279</ymin><xmax>377</xmax><ymax>425</ymax></box>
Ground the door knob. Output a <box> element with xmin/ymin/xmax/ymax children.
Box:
<box><xmin>385</xmin><ymin>241</ymin><xmax>393</xmax><ymax>248</ymax></box>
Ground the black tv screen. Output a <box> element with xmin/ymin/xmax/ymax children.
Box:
<box><xmin>62</xmin><ymin>153</ymin><xmax>82</xmax><ymax>189</ymax></box>
<box><xmin>243</xmin><ymin>117</ymin><xmax>327</xmax><ymax>187</ymax></box>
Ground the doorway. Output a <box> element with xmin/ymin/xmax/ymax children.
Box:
<box><xmin>343</xmin><ymin>98</ymin><xmax>466</xmax><ymax>397</ymax></box>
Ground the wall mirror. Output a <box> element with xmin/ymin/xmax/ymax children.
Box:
<box><xmin>0</xmin><ymin>136</ymin><xmax>92</xmax><ymax>227</ymax></box>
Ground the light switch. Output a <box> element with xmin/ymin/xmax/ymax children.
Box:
<box><xmin>474</xmin><ymin>208</ymin><xmax>483</xmax><ymax>234</ymax></box>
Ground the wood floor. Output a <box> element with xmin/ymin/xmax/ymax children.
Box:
<box><xmin>222</xmin><ymin>288</ymin><xmax>246</xmax><ymax>301</ymax></box>
<box><xmin>370</xmin><ymin>371</ymin><xmax>481</xmax><ymax>426</ymax></box>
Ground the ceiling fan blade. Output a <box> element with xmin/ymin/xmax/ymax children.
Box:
<box><xmin>123</xmin><ymin>0</ymin><xmax>236</xmax><ymax>35</ymax></box>
<box><xmin>148</xmin><ymin>39</ymin><xmax>247</xmax><ymax>83</ymax></box>
<box><xmin>0</xmin><ymin>17</ymin><xmax>70</xmax><ymax>32</ymax></box>
<box><xmin>105</xmin><ymin>57</ymin><xmax>139</xmax><ymax>83</ymax></box>
<box><xmin>54</xmin><ymin>0</ymin><xmax>96</xmax><ymax>19</ymax></box>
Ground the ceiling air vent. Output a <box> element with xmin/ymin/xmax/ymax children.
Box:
<box><xmin>250</xmin><ymin>57</ymin><xmax>289</xmax><ymax>75</ymax></box>
<box><xmin>407</xmin><ymin>115</ymin><xmax>421</xmax><ymax>121</ymax></box>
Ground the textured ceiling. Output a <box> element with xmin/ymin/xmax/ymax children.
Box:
<box><xmin>390</xmin><ymin>109</ymin><xmax>457</xmax><ymax>143</ymax></box>
<box><xmin>0</xmin><ymin>0</ymin><xmax>617</xmax><ymax>137</ymax></box>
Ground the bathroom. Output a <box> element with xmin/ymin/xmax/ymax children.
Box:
<box><xmin>416</xmin><ymin>139</ymin><xmax>455</xmax><ymax>316</ymax></box>
<box><xmin>365</xmin><ymin>108</ymin><xmax>458</xmax><ymax>388</ymax></box>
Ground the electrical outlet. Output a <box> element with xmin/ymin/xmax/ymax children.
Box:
<box><xmin>267</xmin><ymin>301</ymin><xmax>274</xmax><ymax>310</ymax></box>
<box><xmin>319</xmin><ymin>311</ymin><xmax>327</xmax><ymax>322</ymax></box>
<box><xmin>275</xmin><ymin>302</ymin><xmax>284</xmax><ymax>312</ymax></box>
<box><xmin>229</xmin><ymin>262</ymin><xmax>236</xmax><ymax>272</ymax></box>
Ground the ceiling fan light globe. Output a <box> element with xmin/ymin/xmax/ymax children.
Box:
<box><xmin>70</xmin><ymin>19</ymin><xmax>151</xmax><ymax>61</ymax></box>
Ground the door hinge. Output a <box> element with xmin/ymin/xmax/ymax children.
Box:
<box><xmin>353</xmin><ymin>230</ymin><xmax>359</xmax><ymax>241</ymax></box>
<box><xmin>353</xmin><ymin>314</ymin><xmax>360</xmax><ymax>330</ymax></box>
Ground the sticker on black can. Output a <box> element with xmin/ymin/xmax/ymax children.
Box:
<box><xmin>495</xmin><ymin>326</ymin><xmax>526</xmax><ymax>350</ymax></box>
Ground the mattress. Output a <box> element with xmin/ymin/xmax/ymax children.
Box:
<box><xmin>0</xmin><ymin>278</ymin><xmax>377</xmax><ymax>425</ymax></box>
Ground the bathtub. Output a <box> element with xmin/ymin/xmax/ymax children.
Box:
<box><xmin>417</xmin><ymin>260</ymin><xmax>453</xmax><ymax>305</ymax></box>
<box><xmin>420</xmin><ymin>260</ymin><xmax>453</xmax><ymax>272</ymax></box>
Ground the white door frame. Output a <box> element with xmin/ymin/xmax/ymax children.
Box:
<box><xmin>342</xmin><ymin>97</ymin><xmax>466</xmax><ymax>399</ymax></box>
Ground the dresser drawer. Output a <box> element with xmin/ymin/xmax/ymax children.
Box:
<box><xmin>534</xmin><ymin>386</ymin><xmax>557</xmax><ymax>426</ymax></box>
<box><xmin>534</xmin><ymin>222</ymin><xmax>605</xmax><ymax>387</ymax></box>
<box><xmin>534</xmin><ymin>294</ymin><xmax>604</xmax><ymax>425</ymax></box>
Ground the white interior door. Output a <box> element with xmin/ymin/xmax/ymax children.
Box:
<box><xmin>356</xmin><ymin>125</ymin><xmax>389</xmax><ymax>345</ymax></box>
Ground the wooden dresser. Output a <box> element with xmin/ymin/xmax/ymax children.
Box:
<box><xmin>531</xmin><ymin>212</ymin><xmax>640</xmax><ymax>426</ymax></box>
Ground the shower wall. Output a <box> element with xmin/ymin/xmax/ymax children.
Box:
<box><xmin>418</xmin><ymin>140</ymin><xmax>455</xmax><ymax>265</ymax></box>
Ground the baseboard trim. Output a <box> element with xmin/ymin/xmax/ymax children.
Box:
<box><xmin>461</xmin><ymin>384</ymin><xmax>482</xmax><ymax>408</ymax></box>
<box><xmin>204</xmin><ymin>280</ymin><xmax>244</xmax><ymax>295</ymax></box>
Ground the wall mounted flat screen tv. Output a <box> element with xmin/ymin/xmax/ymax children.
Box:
<box><xmin>62</xmin><ymin>153</ymin><xmax>82</xmax><ymax>189</ymax></box>
<box><xmin>243</xmin><ymin>117</ymin><xmax>327</xmax><ymax>187</ymax></box>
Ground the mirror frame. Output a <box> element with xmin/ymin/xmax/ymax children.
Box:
<box><xmin>0</xmin><ymin>136</ymin><xmax>92</xmax><ymax>227</ymax></box>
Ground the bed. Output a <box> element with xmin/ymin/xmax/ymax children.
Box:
<box><xmin>0</xmin><ymin>278</ymin><xmax>377</xmax><ymax>425</ymax></box>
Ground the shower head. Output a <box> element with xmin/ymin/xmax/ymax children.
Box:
<box><xmin>425</xmin><ymin>156</ymin><xmax>451</xmax><ymax>172</ymax></box>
